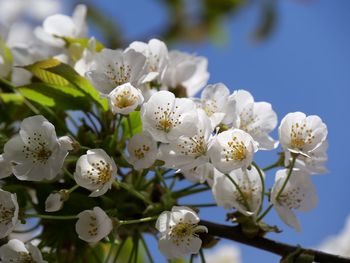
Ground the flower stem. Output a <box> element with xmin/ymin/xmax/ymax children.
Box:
<box><xmin>119</xmin><ymin>216</ymin><xmax>158</xmax><ymax>226</ymax></box>
<box><xmin>25</xmin><ymin>214</ymin><xmax>78</xmax><ymax>220</ymax></box>
<box><xmin>252</xmin><ymin>162</ymin><xmax>265</xmax><ymax>215</ymax></box>
<box><xmin>275</xmin><ymin>155</ymin><xmax>297</xmax><ymax>200</ymax></box>
<box><xmin>181</xmin><ymin>203</ymin><xmax>217</xmax><ymax>208</ymax></box>
<box><xmin>257</xmin><ymin>155</ymin><xmax>297</xmax><ymax>222</ymax></box>
<box><xmin>114</xmin><ymin>181</ymin><xmax>153</xmax><ymax>205</ymax></box>
<box><xmin>67</xmin><ymin>184</ymin><xmax>79</xmax><ymax>194</ymax></box>
<box><xmin>112</xmin><ymin>238</ymin><xmax>127</xmax><ymax>263</ymax></box>
<box><xmin>172</xmin><ymin>186</ymin><xmax>210</xmax><ymax>198</ymax></box>
<box><xmin>140</xmin><ymin>234</ymin><xmax>154</xmax><ymax>263</ymax></box>
<box><xmin>200</xmin><ymin>248</ymin><xmax>206</xmax><ymax>263</ymax></box>
<box><xmin>127</xmin><ymin>114</ymin><xmax>133</xmax><ymax>137</ymax></box>
<box><xmin>257</xmin><ymin>204</ymin><xmax>273</xmax><ymax>222</ymax></box>
<box><xmin>224</xmin><ymin>173</ymin><xmax>251</xmax><ymax>212</ymax></box>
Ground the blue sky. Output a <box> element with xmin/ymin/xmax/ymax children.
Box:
<box><xmin>67</xmin><ymin>0</ymin><xmax>350</xmax><ymax>261</ymax></box>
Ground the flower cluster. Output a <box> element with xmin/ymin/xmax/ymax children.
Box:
<box><xmin>0</xmin><ymin>3</ymin><xmax>329</xmax><ymax>262</ymax></box>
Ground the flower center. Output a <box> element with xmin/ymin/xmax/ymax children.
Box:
<box><xmin>153</xmin><ymin>103</ymin><xmax>182</xmax><ymax>133</ymax></box>
<box><xmin>106</xmin><ymin>63</ymin><xmax>131</xmax><ymax>86</ymax></box>
<box><xmin>18</xmin><ymin>252</ymin><xmax>35</xmax><ymax>263</ymax></box>
<box><xmin>87</xmin><ymin>160</ymin><xmax>112</xmax><ymax>185</ymax></box>
<box><xmin>0</xmin><ymin>203</ymin><xmax>15</xmax><ymax>225</ymax></box>
<box><xmin>87</xmin><ymin>215</ymin><xmax>98</xmax><ymax>237</ymax></box>
<box><xmin>178</xmin><ymin>132</ymin><xmax>206</xmax><ymax>156</ymax></box>
<box><xmin>169</xmin><ymin>221</ymin><xmax>197</xmax><ymax>246</ymax></box>
<box><xmin>133</xmin><ymin>144</ymin><xmax>150</xmax><ymax>160</ymax></box>
<box><xmin>278</xmin><ymin>187</ymin><xmax>304</xmax><ymax>210</ymax></box>
<box><xmin>203</xmin><ymin>99</ymin><xmax>217</xmax><ymax>116</ymax></box>
<box><xmin>22</xmin><ymin>133</ymin><xmax>53</xmax><ymax>164</ymax></box>
<box><xmin>290</xmin><ymin>122</ymin><xmax>315</xmax><ymax>150</ymax></box>
<box><xmin>115</xmin><ymin>90</ymin><xmax>137</xmax><ymax>108</ymax></box>
<box><xmin>224</xmin><ymin>136</ymin><xmax>247</xmax><ymax>162</ymax></box>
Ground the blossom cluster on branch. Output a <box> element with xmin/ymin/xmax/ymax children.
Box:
<box><xmin>0</xmin><ymin>4</ymin><xmax>334</xmax><ymax>263</ymax></box>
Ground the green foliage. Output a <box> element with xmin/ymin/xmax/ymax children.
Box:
<box><xmin>122</xmin><ymin>111</ymin><xmax>143</xmax><ymax>138</ymax></box>
<box><xmin>22</xmin><ymin>58</ymin><xmax>108</xmax><ymax>111</ymax></box>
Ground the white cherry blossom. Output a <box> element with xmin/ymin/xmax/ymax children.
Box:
<box><xmin>209</xmin><ymin>129</ymin><xmax>258</xmax><ymax>173</ymax></box>
<box><xmin>156</xmin><ymin>206</ymin><xmax>208</xmax><ymax>259</ymax></box>
<box><xmin>126</xmin><ymin>131</ymin><xmax>158</xmax><ymax>170</ymax></box>
<box><xmin>230</xmin><ymin>89</ymin><xmax>278</xmax><ymax>150</ymax></box>
<box><xmin>74</xmin><ymin>149</ymin><xmax>117</xmax><ymax>197</ymax></box>
<box><xmin>159</xmin><ymin>108</ymin><xmax>214</xmax><ymax>171</ymax></box>
<box><xmin>86</xmin><ymin>48</ymin><xmax>147</xmax><ymax>96</ymax></box>
<box><xmin>75</xmin><ymin>206</ymin><xmax>113</xmax><ymax>243</ymax></box>
<box><xmin>0</xmin><ymin>0</ymin><xmax>61</xmax><ymax>25</ymax></box>
<box><xmin>3</xmin><ymin>115</ymin><xmax>73</xmax><ymax>181</ymax></box>
<box><xmin>107</xmin><ymin>83</ymin><xmax>144</xmax><ymax>115</ymax></box>
<box><xmin>0</xmin><ymin>154</ymin><xmax>12</xmax><ymax>179</ymax></box>
<box><xmin>285</xmin><ymin>140</ymin><xmax>328</xmax><ymax>175</ymax></box>
<box><xmin>181</xmin><ymin>163</ymin><xmax>215</xmax><ymax>186</ymax></box>
<box><xmin>45</xmin><ymin>192</ymin><xmax>64</xmax><ymax>212</ymax></box>
<box><xmin>163</xmin><ymin>50</ymin><xmax>209</xmax><ymax>97</ymax></box>
<box><xmin>141</xmin><ymin>90</ymin><xmax>198</xmax><ymax>143</ymax></box>
<box><xmin>74</xmin><ymin>37</ymin><xmax>97</xmax><ymax>76</ymax></box>
<box><xmin>0</xmin><ymin>239</ymin><xmax>47</xmax><ymax>263</ymax></box>
<box><xmin>127</xmin><ymin>38</ymin><xmax>168</xmax><ymax>84</ymax></box>
<box><xmin>212</xmin><ymin>167</ymin><xmax>264</xmax><ymax>217</ymax></box>
<box><xmin>195</xmin><ymin>83</ymin><xmax>236</xmax><ymax>127</ymax></box>
<box><xmin>35</xmin><ymin>4</ymin><xmax>87</xmax><ymax>48</ymax></box>
<box><xmin>206</xmin><ymin>245</ymin><xmax>241</xmax><ymax>263</ymax></box>
<box><xmin>278</xmin><ymin>112</ymin><xmax>328</xmax><ymax>157</ymax></box>
<box><xmin>0</xmin><ymin>190</ymin><xmax>18</xmax><ymax>239</ymax></box>
<box><xmin>271</xmin><ymin>169</ymin><xmax>317</xmax><ymax>231</ymax></box>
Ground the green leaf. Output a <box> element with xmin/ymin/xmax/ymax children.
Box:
<box><xmin>0</xmin><ymin>93</ymin><xmax>23</xmax><ymax>104</ymax></box>
<box><xmin>122</xmin><ymin>111</ymin><xmax>143</xmax><ymax>138</ymax></box>
<box><xmin>18</xmin><ymin>87</ymin><xmax>55</xmax><ymax>107</ymax></box>
<box><xmin>47</xmin><ymin>62</ymin><xmax>108</xmax><ymax>111</ymax></box>
<box><xmin>62</xmin><ymin>37</ymin><xmax>105</xmax><ymax>52</ymax></box>
<box><xmin>18</xmin><ymin>83</ymin><xmax>91</xmax><ymax>110</ymax></box>
<box><xmin>24</xmin><ymin>59</ymin><xmax>69</xmax><ymax>86</ymax></box>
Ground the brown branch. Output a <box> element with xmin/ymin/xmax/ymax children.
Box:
<box><xmin>201</xmin><ymin>220</ymin><xmax>350</xmax><ymax>263</ymax></box>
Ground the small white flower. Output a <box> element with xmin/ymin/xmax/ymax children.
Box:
<box><xmin>35</xmin><ymin>4</ymin><xmax>87</xmax><ymax>48</ymax></box>
<box><xmin>75</xmin><ymin>206</ymin><xmax>113</xmax><ymax>243</ymax></box>
<box><xmin>107</xmin><ymin>83</ymin><xmax>144</xmax><ymax>115</ymax></box>
<box><xmin>0</xmin><ymin>0</ymin><xmax>61</xmax><ymax>25</ymax></box>
<box><xmin>126</xmin><ymin>131</ymin><xmax>158</xmax><ymax>170</ymax></box>
<box><xmin>278</xmin><ymin>112</ymin><xmax>328</xmax><ymax>157</ymax></box>
<box><xmin>271</xmin><ymin>169</ymin><xmax>317</xmax><ymax>231</ymax></box>
<box><xmin>206</xmin><ymin>245</ymin><xmax>241</xmax><ymax>263</ymax></box>
<box><xmin>127</xmin><ymin>38</ymin><xmax>168</xmax><ymax>84</ymax></box>
<box><xmin>209</xmin><ymin>129</ymin><xmax>258</xmax><ymax>173</ymax></box>
<box><xmin>0</xmin><ymin>239</ymin><xmax>47</xmax><ymax>263</ymax></box>
<box><xmin>159</xmin><ymin>108</ymin><xmax>213</xmax><ymax>171</ymax></box>
<box><xmin>196</xmin><ymin>83</ymin><xmax>236</xmax><ymax>127</ymax></box>
<box><xmin>0</xmin><ymin>190</ymin><xmax>18</xmax><ymax>239</ymax></box>
<box><xmin>86</xmin><ymin>48</ymin><xmax>147</xmax><ymax>96</ymax></box>
<box><xmin>141</xmin><ymin>90</ymin><xmax>198</xmax><ymax>143</ymax></box>
<box><xmin>285</xmin><ymin>140</ymin><xmax>328</xmax><ymax>174</ymax></box>
<box><xmin>156</xmin><ymin>206</ymin><xmax>208</xmax><ymax>259</ymax></box>
<box><xmin>74</xmin><ymin>149</ymin><xmax>117</xmax><ymax>197</ymax></box>
<box><xmin>181</xmin><ymin>163</ymin><xmax>215</xmax><ymax>186</ymax></box>
<box><xmin>3</xmin><ymin>115</ymin><xmax>73</xmax><ymax>181</ymax></box>
<box><xmin>230</xmin><ymin>89</ymin><xmax>278</xmax><ymax>150</ymax></box>
<box><xmin>0</xmin><ymin>154</ymin><xmax>12</xmax><ymax>179</ymax></box>
<box><xmin>45</xmin><ymin>192</ymin><xmax>64</xmax><ymax>212</ymax></box>
<box><xmin>212</xmin><ymin>168</ymin><xmax>264</xmax><ymax>217</ymax></box>
<box><xmin>74</xmin><ymin>37</ymin><xmax>97</xmax><ymax>76</ymax></box>
<box><xmin>163</xmin><ymin>50</ymin><xmax>209</xmax><ymax>97</ymax></box>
